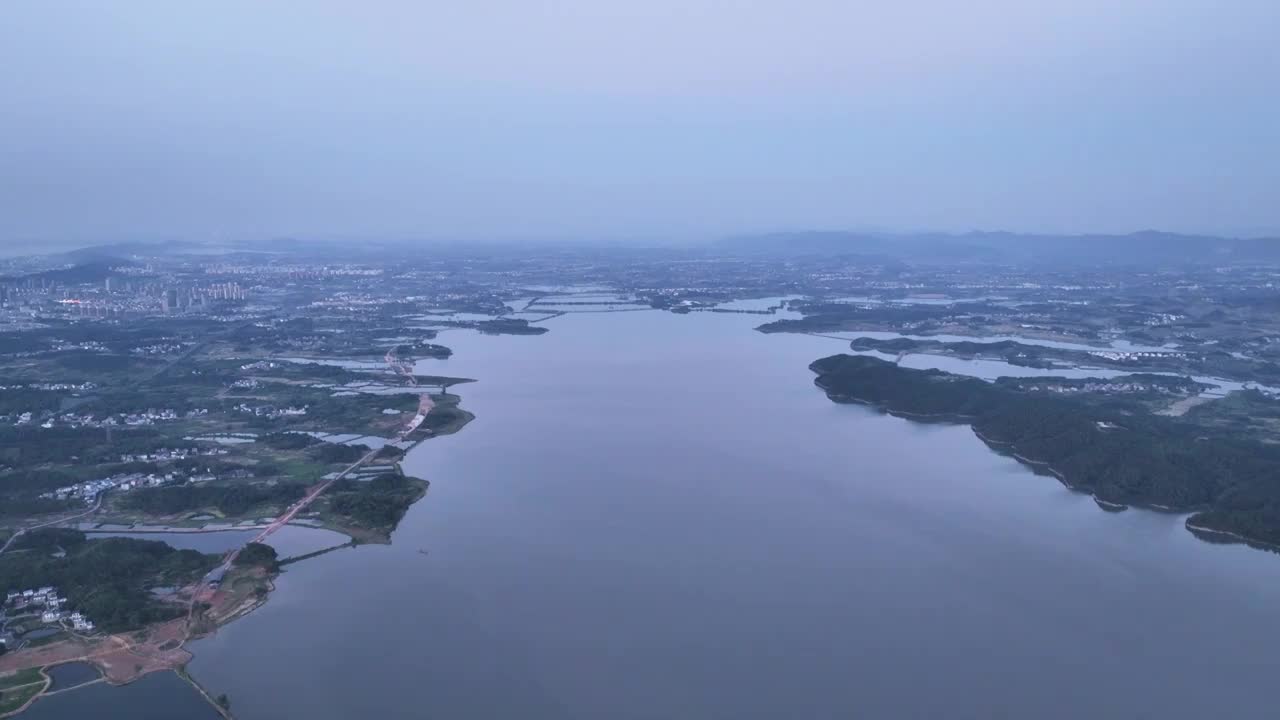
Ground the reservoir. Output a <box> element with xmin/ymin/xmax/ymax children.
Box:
<box><xmin>58</xmin><ymin>307</ymin><xmax>1280</xmax><ymax>718</ymax></box>
<box><xmin>85</xmin><ymin>524</ymin><xmax>349</xmax><ymax>559</ymax></box>
<box><xmin>18</xmin><ymin>671</ymin><xmax>220</xmax><ymax>720</ymax></box>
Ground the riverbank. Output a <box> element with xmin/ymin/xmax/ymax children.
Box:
<box><xmin>0</xmin><ymin>560</ymin><xmax>276</xmax><ymax>718</ymax></box>
<box><xmin>0</xmin><ymin>668</ymin><xmax>50</xmax><ymax>718</ymax></box>
<box><xmin>0</xmin><ymin>392</ymin><xmax>471</xmax><ymax>718</ymax></box>
<box><xmin>808</xmin><ymin>354</ymin><xmax>1280</xmax><ymax>553</ymax></box>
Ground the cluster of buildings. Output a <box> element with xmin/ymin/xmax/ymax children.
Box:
<box><xmin>201</xmin><ymin>262</ymin><xmax>381</xmax><ymax>278</ymax></box>
<box><xmin>240</xmin><ymin>360</ymin><xmax>280</xmax><ymax>371</ymax></box>
<box><xmin>234</xmin><ymin>403</ymin><xmax>308</xmax><ymax>418</ymax></box>
<box><xmin>131</xmin><ymin>342</ymin><xmax>189</xmax><ymax>356</ymax></box>
<box><xmin>9</xmin><ymin>407</ymin><xmax>211</xmax><ymax>428</ymax></box>
<box><xmin>4</xmin><ymin>342</ymin><xmax>108</xmax><ymax>359</ymax></box>
<box><xmin>39</xmin><ymin>471</ymin><xmax>181</xmax><ymax>502</ymax></box>
<box><xmin>162</xmin><ymin>283</ymin><xmax>249</xmax><ymax>314</ymax></box>
<box><xmin>1143</xmin><ymin>313</ymin><xmax>1186</xmax><ymax>326</ymax></box>
<box><xmin>2</xmin><ymin>271</ymin><xmax>256</xmax><ymax>321</ymax></box>
<box><xmin>4</xmin><ymin>587</ymin><xmax>96</xmax><ymax>633</ymax></box>
<box><xmin>1087</xmin><ymin>350</ymin><xmax>1188</xmax><ymax>362</ymax></box>
<box><xmin>118</xmin><ymin>446</ymin><xmax>229</xmax><ymax>463</ymax></box>
<box><xmin>203</xmin><ymin>282</ymin><xmax>248</xmax><ymax>301</ymax></box>
<box><xmin>0</xmin><ymin>381</ymin><xmax>97</xmax><ymax>392</ymax></box>
<box><xmin>1019</xmin><ymin>380</ymin><xmax>1194</xmax><ymax>396</ymax></box>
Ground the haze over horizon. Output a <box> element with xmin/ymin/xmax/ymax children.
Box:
<box><xmin>3</xmin><ymin>0</ymin><xmax>1278</xmax><ymax>244</ymax></box>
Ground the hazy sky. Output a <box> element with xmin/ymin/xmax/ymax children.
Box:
<box><xmin>2</xmin><ymin>0</ymin><xmax>1278</xmax><ymax>244</ymax></box>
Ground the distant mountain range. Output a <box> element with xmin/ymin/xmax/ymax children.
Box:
<box><xmin>0</xmin><ymin>260</ymin><xmax>141</xmax><ymax>285</ymax></box>
<box><xmin>718</xmin><ymin>230</ymin><xmax>1280</xmax><ymax>264</ymax></box>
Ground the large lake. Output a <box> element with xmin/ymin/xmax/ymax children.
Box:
<box><xmin>43</xmin><ymin>308</ymin><xmax>1280</xmax><ymax>718</ymax></box>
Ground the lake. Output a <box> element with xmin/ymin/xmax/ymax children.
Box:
<box><xmin>86</xmin><ymin>524</ymin><xmax>350</xmax><ymax>559</ymax></box>
<box><xmin>18</xmin><ymin>671</ymin><xmax>220</xmax><ymax>720</ymax></box>
<box><xmin>50</xmin><ymin>307</ymin><xmax>1280</xmax><ymax>718</ymax></box>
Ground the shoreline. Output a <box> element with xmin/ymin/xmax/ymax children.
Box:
<box><xmin>1185</xmin><ymin>522</ymin><xmax>1280</xmax><ymax>554</ymax></box>
<box><xmin>810</xmin><ymin>369</ymin><xmax>1280</xmax><ymax>552</ymax></box>
<box><xmin>0</xmin><ymin>397</ymin><xmax>472</xmax><ymax>717</ymax></box>
<box><xmin>0</xmin><ymin>668</ymin><xmax>50</xmax><ymax>719</ymax></box>
<box><xmin>177</xmin><ymin>667</ymin><xmax>234</xmax><ymax>719</ymax></box>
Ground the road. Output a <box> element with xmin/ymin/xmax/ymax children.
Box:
<box><xmin>0</xmin><ymin>329</ymin><xmax>243</xmax><ymax>557</ymax></box>
<box><xmin>187</xmin><ymin>349</ymin><xmax>431</xmax><ymax>619</ymax></box>
<box><xmin>0</xmin><ymin>330</ymin><xmax>231</xmax><ymax>556</ymax></box>
<box><xmin>384</xmin><ymin>347</ymin><xmax>419</xmax><ymax>387</ymax></box>
<box><xmin>227</xmin><ymin>350</ymin><xmax>427</xmax><ymax>561</ymax></box>
<box><xmin>181</xmin><ymin>444</ymin><xmax>384</xmax><ymax>635</ymax></box>
<box><xmin>0</xmin><ymin>492</ymin><xmax>105</xmax><ymax>556</ymax></box>
<box><xmin>245</xmin><ymin>444</ymin><xmax>383</xmax><ymax>549</ymax></box>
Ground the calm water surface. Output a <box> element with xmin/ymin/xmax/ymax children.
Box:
<box><xmin>70</xmin><ymin>309</ymin><xmax>1280</xmax><ymax>718</ymax></box>
<box><xmin>44</xmin><ymin>662</ymin><xmax>98</xmax><ymax>691</ymax></box>
<box><xmin>87</xmin><ymin>525</ymin><xmax>349</xmax><ymax>558</ymax></box>
<box><xmin>20</xmin><ymin>671</ymin><xmax>219</xmax><ymax>720</ymax></box>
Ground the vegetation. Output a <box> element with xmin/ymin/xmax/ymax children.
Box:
<box><xmin>0</xmin><ymin>530</ymin><xmax>218</xmax><ymax>632</ymax></box>
<box><xmin>376</xmin><ymin>445</ymin><xmax>406</xmax><ymax>461</ymax></box>
<box><xmin>0</xmin><ymin>679</ymin><xmax>44</xmax><ymax>715</ymax></box>
<box><xmin>0</xmin><ymin>427</ymin><xmax>170</xmax><ymax>470</ymax></box>
<box><xmin>0</xmin><ymin>669</ymin><xmax>41</xmax><ymax>690</ymax></box>
<box><xmin>233</xmin><ymin>542</ymin><xmax>278</xmax><ymax>570</ymax></box>
<box><xmin>310</xmin><ymin>442</ymin><xmax>370</xmax><ymax>465</ymax></box>
<box><xmin>10</xmin><ymin>527</ymin><xmax>86</xmax><ymax>552</ymax></box>
<box><xmin>119</xmin><ymin>482</ymin><xmax>307</xmax><ymax>517</ymax></box>
<box><xmin>0</xmin><ymin>388</ymin><xmax>64</xmax><ymax>415</ymax></box>
<box><xmin>811</xmin><ymin>354</ymin><xmax>1280</xmax><ymax>546</ymax></box>
<box><xmin>1</xmin><ymin>496</ymin><xmax>76</xmax><ymax>518</ymax></box>
<box><xmin>475</xmin><ymin>319</ymin><xmax>548</xmax><ymax>335</ymax></box>
<box><xmin>325</xmin><ymin>473</ymin><xmax>424</xmax><ymax>530</ymax></box>
<box><xmin>256</xmin><ymin>432</ymin><xmax>320</xmax><ymax>450</ymax></box>
<box><xmin>420</xmin><ymin>395</ymin><xmax>472</xmax><ymax>435</ymax></box>
<box><xmin>0</xmin><ymin>304</ymin><xmax>474</xmax><ymax>642</ymax></box>
<box><xmin>236</xmin><ymin>390</ymin><xmax>419</xmax><ymax>435</ymax></box>
<box><xmin>1185</xmin><ymin>389</ymin><xmax>1280</xmax><ymax>442</ymax></box>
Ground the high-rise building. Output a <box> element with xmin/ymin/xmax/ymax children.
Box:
<box><xmin>164</xmin><ymin>288</ymin><xmax>179</xmax><ymax>314</ymax></box>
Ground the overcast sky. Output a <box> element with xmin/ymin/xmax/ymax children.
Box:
<box><xmin>2</xmin><ymin>0</ymin><xmax>1277</xmax><ymax>244</ymax></box>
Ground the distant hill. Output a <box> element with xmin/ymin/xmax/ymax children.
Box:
<box><xmin>0</xmin><ymin>260</ymin><xmax>141</xmax><ymax>285</ymax></box>
<box><xmin>719</xmin><ymin>230</ymin><xmax>1280</xmax><ymax>265</ymax></box>
<box><xmin>63</xmin><ymin>241</ymin><xmax>193</xmax><ymax>263</ymax></box>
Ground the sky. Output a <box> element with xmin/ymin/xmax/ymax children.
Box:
<box><xmin>2</xmin><ymin>0</ymin><xmax>1278</xmax><ymax>245</ymax></box>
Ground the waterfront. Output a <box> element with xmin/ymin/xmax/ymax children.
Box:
<box><xmin>83</xmin><ymin>525</ymin><xmax>349</xmax><ymax>558</ymax></box>
<box><xmin>15</xmin><ymin>671</ymin><xmax>220</xmax><ymax>720</ymax></box>
<box><xmin>30</xmin><ymin>307</ymin><xmax>1280</xmax><ymax>718</ymax></box>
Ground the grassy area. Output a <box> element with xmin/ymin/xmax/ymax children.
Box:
<box><xmin>1184</xmin><ymin>389</ymin><xmax>1280</xmax><ymax>443</ymax></box>
<box><xmin>0</xmin><ymin>668</ymin><xmax>44</xmax><ymax>691</ymax></box>
<box><xmin>276</xmin><ymin>459</ymin><xmax>332</xmax><ymax>484</ymax></box>
<box><xmin>0</xmin><ymin>678</ymin><xmax>46</xmax><ymax>715</ymax></box>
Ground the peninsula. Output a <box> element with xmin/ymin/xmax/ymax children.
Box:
<box><xmin>810</xmin><ymin>354</ymin><xmax>1280</xmax><ymax>549</ymax></box>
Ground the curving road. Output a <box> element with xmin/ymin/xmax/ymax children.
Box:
<box><xmin>0</xmin><ymin>492</ymin><xmax>105</xmax><ymax>556</ymax></box>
